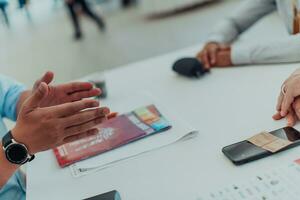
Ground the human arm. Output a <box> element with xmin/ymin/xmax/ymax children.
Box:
<box><xmin>207</xmin><ymin>0</ymin><xmax>276</xmax><ymax>44</ymax></box>
<box><xmin>198</xmin><ymin>33</ymin><xmax>300</xmax><ymax>68</ymax></box>
<box><xmin>230</xmin><ymin>34</ymin><xmax>300</xmax><ymax>65</ymax></box>
<box><xmin>197</xmin><ymin>0</ymin><xmax>276</xmax><ymax>68</ymax></box>
<box><xmin>0</xmin><ymin>142</ymin><xmax>19</xmax><ymax>188</ymax></box>
<box><xmin>0</xmin><ymin>83</ymin><xmax>109</xmax><ymax>187</ymax></box>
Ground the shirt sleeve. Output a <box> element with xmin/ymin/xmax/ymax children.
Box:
<box><xmin>0</xmin><ymin>171</ymin><xmax>26</xmax><ymax>200</ymax></box>
<box><xmin>206</xmin><ymin>0</ymin><xmax>276</xmax><ymax>44</ymax></box>
<box><xmin>231</xmin><ymin>34</ymin><xmax>300</xmax><ymax>65</ymax></box>
<box><xmin>0</xmin><ymin>75</ymin><xmax>26</xmax><ymax>121</ymax></box>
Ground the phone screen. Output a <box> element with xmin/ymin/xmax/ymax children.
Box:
<box><xmin>83</xmin><ymin>191</ymin><xmax>121</xmax><ymax>200</ymax></box>
<box><xmin>270</xmin><ymin>127</ymin><xmax>300</xmax><ymax>142</ymax></box>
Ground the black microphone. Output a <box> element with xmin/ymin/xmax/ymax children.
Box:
<box><xmin>172</xmin><ymin>57</ymin><xmax>208</xmax><ymax>78</ymax></box>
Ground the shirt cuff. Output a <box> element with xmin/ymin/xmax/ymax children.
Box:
<box><xmin>206</xmin><ymin>34</ymin><xmax>226</xmax><ymax>44</ymax></box>
<box><xmin>8</xmin><ymin>85</ymin><xmax>26</xmax><ymax>121</ymax></box>
<box><xmin>231</xmin><ymin>43</ymin><xmax>252</xmax><ymax>65</ymax></box>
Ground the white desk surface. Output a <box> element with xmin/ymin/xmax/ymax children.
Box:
<box><xmin>27</xmin><ymin>45</ymin><xmax>300</xmax><ymax>200</ymax></box>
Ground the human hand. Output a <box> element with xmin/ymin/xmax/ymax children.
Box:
<box><xmin>196</xmin><ymin>42</ymin><xmax>232</xmax><ymax>69</ymax></box>
<box><xmin>12</xmin><ymin>82</ymin><xmax>110</xmax><ymax>154</ymax></box>
<box><xmin>215</xmin><ymin>49</ymin><xmax>232</xmax><ymax>67</ymax></box>
<box><xmin>274</xmin><ymin>69</ymin><xmax>300</xmax><ymax>117</ymax></box>
<box><xmin>273</xmin><ymin>96</ymin><xmax>300</xmax><ymax>127</ymax></box>
<box><xmin>33</xmin><ymin>71</ymin><xmax>101</xmax><ymax>108</ymax></box>
<box><xmin>273</xmin><ymin>108</ymin><xmax>297</xmax><ymax>127</ymax></box>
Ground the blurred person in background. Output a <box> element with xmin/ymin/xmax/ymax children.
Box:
<box><xmin>0</xmin><ymin>0</ymin><xmax>9</xmax><ymax>26</ymax></box>
<box><xmin>65</xmin><ymin>0</ymin><xmax>106</xmax><ymax>40</ymax></box>
<box><xmin>121</xmin><ymin>0</ymin><xmax>136</xmax><ymax>8</ymax></box>
<box><xmin>18</xmin><ymin>0</ymin><xmax>28</xmax><ymax>8</ymax></box>
<box><xmin>197</xmin><ymin>0</ymin><xmax>300</xmax><ymax>69</ymax></box>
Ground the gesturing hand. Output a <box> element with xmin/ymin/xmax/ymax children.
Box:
<box><xmin>12</xmin><ymin>82</ymin><xmax>110</xmax><ymax>154</ymax></box>
<box><xmin>33</xmin><ymin>71</ymin><xmax>101</xmax><ymax>108</ymax></box>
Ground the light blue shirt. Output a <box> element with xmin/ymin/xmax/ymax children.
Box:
<box><xmin>0</xmin><ymin>75</ymin><xmax>26</xmax><ymax>200</ymax></box>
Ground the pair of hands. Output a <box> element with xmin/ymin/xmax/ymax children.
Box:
<box><xmin>196</xmin><ymin>42</ymin><xmax>233</xmax><ymax>69</ymax></box>
<box><xmin>12</xmin><ymin>72</ymin><xmax>112</xmax><ymax>155</ymax></box>
<box><xmin>273</xmin><ymin>69</ymin><xmax>300</xmax><ymax>127</ymax></box>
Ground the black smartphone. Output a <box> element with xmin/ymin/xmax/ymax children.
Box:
<box><xmin>222</xmin><ymin>127</ymin><xmax>300</xmax><ymax>165</ymax></box>
<box><xmin>83</xmin><ymin>190</ymin><xmax>121</xmax><ymax>200</ymax></box>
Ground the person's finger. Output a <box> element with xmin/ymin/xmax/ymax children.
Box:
<box><xmin>293</xmin><ymin>101</ymin><xmax>300</xmax><ymax>120</ymax></box>
<box><xmin>196</xmin><ymin>51</ymin><xmax>202</xmax><ymax>60</ymax></box>
<box><xmin>68</xmin><ymin>88</ymin><xmax>101</xmax><ymax>102</ymax></box>
<box><xmin>202</xmin><ymin>50</ymin><xmax>210</xmax><ymax>69</ymax></box>
<box><xmin>276</xmin><ymin>92</ymin><xmax>284</xmax><ymax>112</ymax></box>
<box><xmin>64</xmin><ymin>116</ymin><xmax>106</xmax><ymax>137</ymax></box>
<box><xmin>281</xmin><ymin>90</ymin><xmax>294</xmax><ymax>116</ymax></box>
<box><xmin>25</xmin><ymin>82</ymin><xmax>49</xmax><ymax>111</ymax></box>
<box><xmin>34</xmin><ymin>71</ymin><xmax>54</xmax><ymax>89</ymax></box>
<box><xmin>272</xmin><ymin>112</ymin><xmax>284</xmax><ymax>120</ymax></box>
<box><xmin>61</xmin><ymin>82</ymin><xmax>94</xmax><ymax>94</ymax></box>
<box><xmin>207</xmin><ymin>45</ymin><xmax>218</xmax><ymax>65</ymax></box>
<box><xmin>293</xmin><ymin>109</ymin><xmax>298</xmax><ymax>123</ymax></box>
<box><xmin>107</xmin><ymin>112</ymin><xmax>118</xmax><ymax>119</ymax></box>
<box><xmin>48</xmin><ymin>99</ymin><xmax>100</xmax><ymax>117</ymax></box>
<box><xmin>64</xmin><ymin>107</ymin><xmax>109</xmax><ymax>127</ymax></box>
<box><xmin>286</xmin><ymin>109</ymin><xmax>297</xmax><ymax>127</ymax></box>
<box><xmin>62</xmin><ymin>128</ymin><xmax>99</xmax><ymax>144</ymax></box>
<box><xmin>41</xmin><ymin>71</ymin><xmax>54</xmax><ymax>85</ymax></box>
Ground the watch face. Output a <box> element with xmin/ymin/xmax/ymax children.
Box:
<box><xmin>6</xmin><ymin>143</ymin><xmax>28</xmax><ymax>164</ymax></box>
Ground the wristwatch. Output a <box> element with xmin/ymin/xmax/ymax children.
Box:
<box><xmin>2</xmin><ymin>131</ymin><xmax>35</xmax><ymax>165</ymax></box>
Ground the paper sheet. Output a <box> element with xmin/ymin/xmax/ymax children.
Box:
<box><xmin>197</xmin><ymin>159</ymin><xmax>300</xmax><ymax>200</ymax></box>
<box><xmin>69</xmin><ymin>92</ymin><xmax>198</xmax><ymax>177</ymax></box>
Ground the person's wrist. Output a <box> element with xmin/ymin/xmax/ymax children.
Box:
<box><xmin>206</xmin><ymin>42</ymin><xmax>219</xmax><ymax>47</ymax></box>
<box><xmin>228</xmin><ymin>50</ymin><xmax>233</xmax><ymax>65</ymax></box>
<box><xmin>0</xmin><ymin>142</ymin><xmax>20</xmax><ymax>170</ymax></box>
<box><xmin>11</xmin><ymin>127</ymin><xmax>35</xmax><ymax>155</ymax></box>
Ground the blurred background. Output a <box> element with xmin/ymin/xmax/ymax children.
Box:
<box><xmin>0</xmin><ymin>0</ymin><xmax>280</xmax><ymax>86</ymax></box>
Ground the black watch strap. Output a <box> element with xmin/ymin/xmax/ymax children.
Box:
<box><xmin>2</xmin><ymin>130</ymin><xmax>13</xmax><ymax>148</ymax></box>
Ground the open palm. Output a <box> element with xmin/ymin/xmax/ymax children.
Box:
<box><xmin>33</xmin><ymin>72</ymin><xmax>101</xmax><ymax>107</ymax></box>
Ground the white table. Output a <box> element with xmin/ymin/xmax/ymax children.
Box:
<box><xmin>27</xmin><ymin>45</ymin><xmax>300</xmax><ymax>200</ymax></box>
